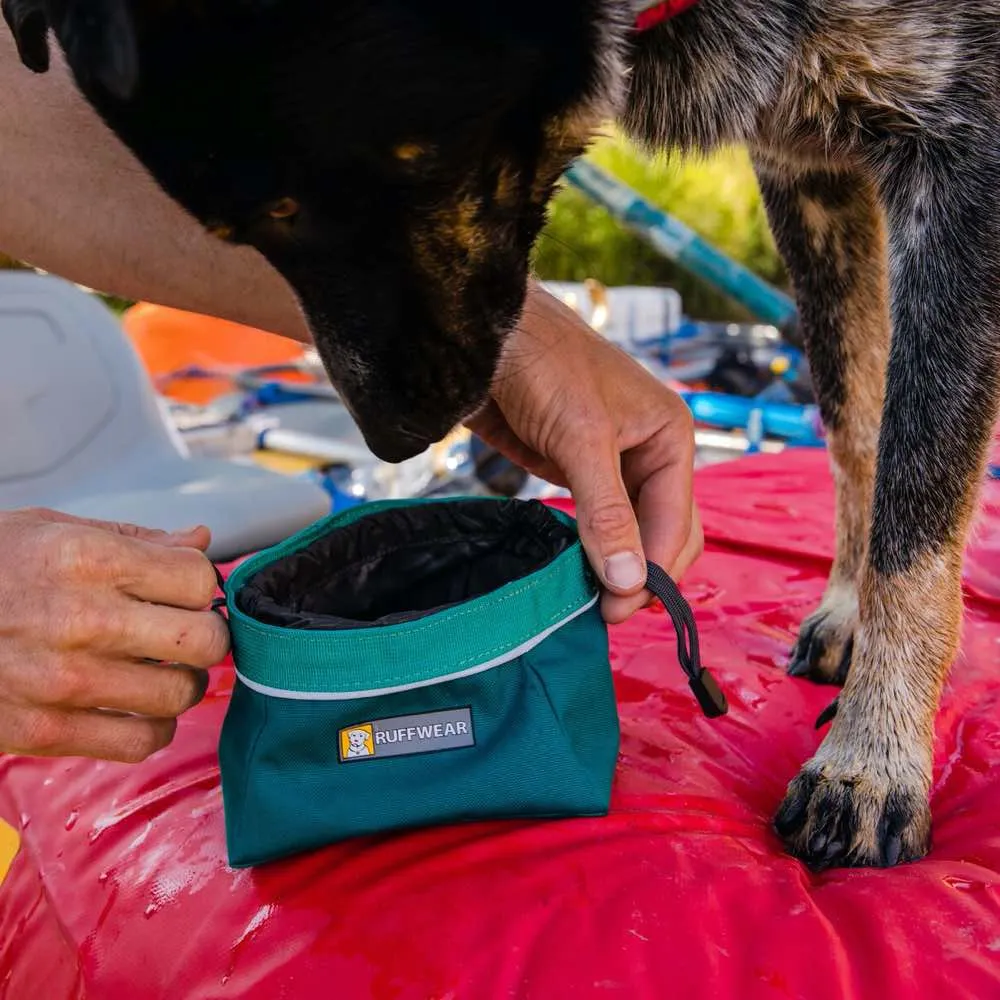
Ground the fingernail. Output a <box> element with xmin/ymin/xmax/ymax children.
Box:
<box><xmin>164</xmin><ymin>525</ymin><xmax>204</xmax><ymax>544</ymax></box>
<box><xmin>604</xmin><ymin>552</ymin><xmax>646</xmax><ymax>591</ymax></box>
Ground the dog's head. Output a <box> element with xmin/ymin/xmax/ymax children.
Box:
<box><xmin>347</xmin><ymin>730</ymin><xmax>369</xmax><ymax>752</ymax></box>
<box><xmin>5</xmin><ymin>0</ymin><xmax>623</xmax><ymax>461</ymax></box>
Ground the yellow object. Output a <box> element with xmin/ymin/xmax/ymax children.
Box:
<box><xmin>770</xmin><ymin>356</ymin><xmax>791</xmax><ymax>376</ymax></box>
<box><xmin>0</xmin><ymin>818</ymin><xmax>20</xmax><ymax>887</ymax></box>
<box><xmin>250</xmin><ymin>426</ymin><xmax>471</xmax><ymax>481</ymax></box>
<box><xmin>584</xmin><ymin>278</ymin><xmax>610</xmax><ymax>333</ymax></box>
<box><xmin>251</xmin><ymin>450</ymin><xmax>327</xmax><ymax>475</ymax></box>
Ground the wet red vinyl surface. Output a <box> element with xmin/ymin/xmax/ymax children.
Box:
<box><xmin>3</xmin><ymin>450</ymin><xmax>1000</xmax><ymax>999</ymax></box>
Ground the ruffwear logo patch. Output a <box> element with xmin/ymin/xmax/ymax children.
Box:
<box><xmin>338</xmin><ymin>707</ymin><xmax>475</xmax><ymax>763</ymax></box>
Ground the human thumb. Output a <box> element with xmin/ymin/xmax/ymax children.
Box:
<box><xmin>567</xmin><ymin>445</ymin><xmax>647</xmax><ymax>597</ymax></box>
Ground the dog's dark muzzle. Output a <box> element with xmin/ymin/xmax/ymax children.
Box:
<box><xmin>336</xmin><ymin>380</ymin><xmax>490</xmax><ymax>465</ymax></box>
<box><xmin>283</xmin><ymin>268</ymin><xmax>508</xmax><ymax>464</ymax></box>
<box><xmin>357</xmin><ymin>416</ymin><xmax>458</xmax><ymax>465</ymax></box>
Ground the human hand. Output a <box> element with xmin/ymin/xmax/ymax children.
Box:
<box><xmin>466</xmin><ymin>281</ymin><xmax>703</xmax><ymax>624</ymax></box>
<box><xmin>0</xmin><ymin>508</ymin><xmax>230</xmax><ymax>762</ymax></box>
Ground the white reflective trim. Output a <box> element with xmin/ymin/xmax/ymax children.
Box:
<box><xmin>234</xmin><ymin>594</ymin><xmax>600</xmax><ymax>701</ymax></box>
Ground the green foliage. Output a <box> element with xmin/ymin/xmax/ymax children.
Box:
<box><xmin>99</xmin><ymin>294</ymin><xmax>133</xmax><ymax>316</ymax></box>
<box><xmin>0</xmin><ymin>253</ymin><xmax>29</xmax><ymax>272</ymax></box>
<box><xmin>533</xmin><ymin>135</ymin><xmax>787</xmax><ymax>321</ymax></box>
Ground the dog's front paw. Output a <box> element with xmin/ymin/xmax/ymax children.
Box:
<box><xmin>775</xmin><ymin>764</ymin><xmax>930</xmax><ymax>870</ymax></box>
<box><xmin>788</xmin><ymin>585</ymin><xmax>858</xmax><ymax>685</ymax></box>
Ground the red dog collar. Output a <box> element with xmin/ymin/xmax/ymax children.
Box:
<box><xmin>634</xmin><ymin>0</ymin><xmax>700</xmax><ymax>31</ymax></box>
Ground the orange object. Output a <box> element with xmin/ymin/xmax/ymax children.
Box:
<box><xmin>122</xmin><ymin>303</ymin><xmax>308</xmax><ymax>405</ymax></box>
<box><xmin>0</xmin><ymin>818</ymin><xmax>18</xmax><ymax>888</ymax></box>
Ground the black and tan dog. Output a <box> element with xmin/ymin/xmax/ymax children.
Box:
<box><xmin>7</xmin><ymin>0</ymin><xmax>999</xmax><ymax>870</ymax></box>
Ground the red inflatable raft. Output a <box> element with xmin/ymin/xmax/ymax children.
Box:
<box><xmin>3</xmin><ymin>449</ymin><xmax>1000</xmax><ymax>999</ymax></box>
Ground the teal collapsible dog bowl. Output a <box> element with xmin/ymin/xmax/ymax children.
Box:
<box><xmin>218</xmin><ymin>497</ymin><xmax>621</xmax><ymax>868</ymax></box>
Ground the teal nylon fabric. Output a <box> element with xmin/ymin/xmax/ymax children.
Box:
<box><xmin>224</xmin><ymin>498</ymin><xmax>599</xmax><ymax>694</ymax></box>
<box><xmin>218</xmin><ymin>498</ymin><xmax>620</xmax><ymax>868</ymax></box>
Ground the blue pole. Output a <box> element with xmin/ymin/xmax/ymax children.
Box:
<box><xmin>677</xmin><ymin>391</ymin><xmax>825</xmax><ymax>447</ymax></box>
<box><xmin>563</xmin><ymin>160</ymin><xmax>798</xmax><ymax>329</ymax></box>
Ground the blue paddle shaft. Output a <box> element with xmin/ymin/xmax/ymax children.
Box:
<box><xmin>564</xmin><ymin>160</ymin><xmax>798</xmax><ymax>329</ymax></box>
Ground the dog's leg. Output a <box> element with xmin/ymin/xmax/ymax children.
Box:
<box><xmin>774</xmin><ymin>140</ymin><xmax>1000</xmax><ymax>868</ymax></box>
<box><xmin>754</xmin><ymin>158</ymin><xmax>889</xmax><ymax>684</ymax></box>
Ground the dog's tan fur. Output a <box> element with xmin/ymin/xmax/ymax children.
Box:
<box><xmin>755</xmin><ymin>158</ymin><xmax>891</xmax><ymax>684</ymax></box>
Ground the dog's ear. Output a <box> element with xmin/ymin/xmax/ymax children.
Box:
<box><xmin>55</xmin><ymin>0</ymin><xmax>138</xmax><ymax>101</ymax></box>
<box><xmin>2</xmin><ymin>0</ymin><xmax>52</xmax><ymax>74</ymax></box>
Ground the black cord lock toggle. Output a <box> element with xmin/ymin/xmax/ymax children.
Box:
<box><xmin>644</xmin><ymin>561</ymin><xmax>728</xmax><ymax>719</ymax></box>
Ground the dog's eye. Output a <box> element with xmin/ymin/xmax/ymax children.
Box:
<box><xmin>206</xmin><ymin>221</ymin><xmax>235</xmax><ymax>242</ymax></box>
<box><xmin>268</xmin><ymin>197</ymin><xmax>300</xmax><ymax>221</ymax></box>
<box><xmin>393</xmin><ymin>143</ymin><xmax>429</xmax><ymax>163</ymax></box>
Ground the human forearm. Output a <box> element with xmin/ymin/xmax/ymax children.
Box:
<box><xmin>0</xmin><ymin>35</ymin><xmax>309</xmax><ymax>341</ymax></box>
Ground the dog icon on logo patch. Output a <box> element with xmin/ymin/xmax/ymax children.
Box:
<box><xmin>340</xmin><ymin>724</ymin><xmax>375</xmax><ymax>759</ymax></box>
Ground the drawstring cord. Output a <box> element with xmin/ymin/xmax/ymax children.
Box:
<box><xmin>212</xmin><ymin>564</ymin><xmax>228</xmax><ymax>616</ymax></box>
<box><xmin>644</xmin><ymin>561</ymin><xmax>728</xmax><ymax>719</ymax></box>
